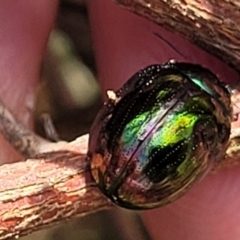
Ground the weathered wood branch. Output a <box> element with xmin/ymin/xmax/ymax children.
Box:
<box><xmin>0</xmin><ymin>135</ymin><xmax>112</xmax><ymax>240</ymax></box>
<box><xmin>116</xmin><ymin>0</ymin><xmax>240</xmax><ymax>72</ymax></box>
<box><xmin>0</xmin><ymin>97</ymin><xmax>112</xmax><ymax>239</ymax></box>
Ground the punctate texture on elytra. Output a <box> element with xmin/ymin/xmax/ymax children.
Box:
<box><xmin>88</xmin><ymin>62</ymin><xmax>232</xmax><ymax>209</ymax></box>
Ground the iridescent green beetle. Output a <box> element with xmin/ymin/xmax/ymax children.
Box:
<box><xmin>88</xmin><ymin>61</ymin><xmax>232</xmax><ymax>209</ymax></box>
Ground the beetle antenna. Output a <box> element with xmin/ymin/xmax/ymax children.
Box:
<box><xmin>153</xmin><ymin>32</ymin><xmax>187</xmax><ymax>59</ymax></box>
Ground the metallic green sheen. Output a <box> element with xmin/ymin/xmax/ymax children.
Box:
<box><xmin>88</xmin><ymin>62</ymin><xmax>231</xmax><ymax>209</ymax></box>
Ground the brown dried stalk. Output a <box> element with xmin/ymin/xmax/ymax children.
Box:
<box><xmin>116</xmin><ymin>0</ymin><xmax>240</xmax><ymax>72</ymax></box>
<box><xmin>0</xmin><ymin>99</ymin><xmax>112</xmax><ymax>240</ymax></box>
<box><xmin>0</xmin><ymin>139</ymin><xmax>112</xmax><ymax>240</ymax></box>
<box><xmin>0</xmin><ymin>136</ymin><xmax>113</xmax><ymax>239</ymax></box>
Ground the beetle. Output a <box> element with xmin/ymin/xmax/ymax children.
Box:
<box><xmin>88</xmin><ymin>61</ymin><xmax>232</xmax><ymax>209</ymax></box>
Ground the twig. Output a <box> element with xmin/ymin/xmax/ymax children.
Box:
<box><xmin>0</xmin><ymin>99</ymin><xmax>112</xmax><ymax>239</ymax></box>
<box><xmin>116</xmin><ymin>0</ymin><xmax>240</xmax><ymax>72</ymax></box>
<box><xmin>0</xmin><ymin>99</ymin><xmax>42</xmax><ymax>158</ymax></box>
<box><xmin>0</xmin><ymin>135</ymin><xmax>112</xmax><ymax>240</ymax></box>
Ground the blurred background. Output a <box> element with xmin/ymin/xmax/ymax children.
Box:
<box><xmin>21</xmin><ymin>0</ymin><xmax>152</xmax><ymax>240</ymax></box>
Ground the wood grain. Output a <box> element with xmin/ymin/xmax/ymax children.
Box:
<box><xmin>0</xmin><ymin>136</ymin><xmax>112</xmax><ymax>240</ymax></box>
<box><xmin>116</xmin><ymin>0</ymin><xmax>240</xmax><ymax>71</ymax></box>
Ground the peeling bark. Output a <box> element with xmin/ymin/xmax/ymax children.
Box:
<box><xmin>0</xmin><ymin>135</ymin><xmax>112</xmax><ymax>240</ymax></box>
<box><xmin>116</xmin><ymin>0</ymin><xmax>240</xmax><ymax>71</ymax></box>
